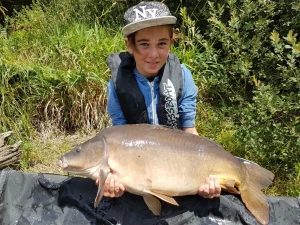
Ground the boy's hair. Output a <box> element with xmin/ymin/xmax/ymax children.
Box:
<box><xmin>127</xmin><ymin>25</ymin><xmax>174</xmax><ymax>47</ymax></box>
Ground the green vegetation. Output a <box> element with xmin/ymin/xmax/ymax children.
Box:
<box><xmin>0</xmin><ymin>0</ymin><xmax>299</xmax><ymax>196</ymax></box>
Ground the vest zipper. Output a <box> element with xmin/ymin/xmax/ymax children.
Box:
<box><xmin>149</xmin><ymin>81</ymin><xmax>158</xmax><ymax>125</ymax></box>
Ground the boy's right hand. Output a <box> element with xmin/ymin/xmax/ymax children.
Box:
<box><xmin>95</xmin><ymin>173</ymin><xmax>125</xmax><ymax>198</ymax></box>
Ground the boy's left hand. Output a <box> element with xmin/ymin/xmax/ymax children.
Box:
<box><xmin>95</xmin><ymin>173</ymin><xmax>125</xmax><ymax>198</ymax></box>
<box><xmin>198</xmin><ymin>175</ymin><xmax>221</xmax><ymax>198</ymax></box>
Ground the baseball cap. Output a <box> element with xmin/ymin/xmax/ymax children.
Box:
<box><xmin>122</xmin><ymin>1</ymin><xmax>177</xmax><ymax>37</ymax></box>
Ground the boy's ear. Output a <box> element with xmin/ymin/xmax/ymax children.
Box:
<box><xmin>170</xmin><ymin>37</ymin><xmax>175</xmax><ymax>44</ymax></box>
<box><xmin>125</xmin><ymin>38</ymin><xmax>133</xmax><ymax>54</ymax></box>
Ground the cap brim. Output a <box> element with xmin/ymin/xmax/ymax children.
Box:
<box><xmin>122</xmin><ymin>16</ymin><xmax>177</xmax><ymax>37</ymax></box>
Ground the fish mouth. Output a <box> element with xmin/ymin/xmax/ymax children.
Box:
<box><xmin>58</xmin><ymin>159</ymin><xmax>85</xmax><ymax>173</ymax></box>
<box><xmin>59</xmin><ymin>157</ymin><xmax>86</xmax><ymax>171</ymax></box>
<box><xmin>58</xmin><ymin>158</ymin><xmax>69</xmax><ymax>170</ymax></box>
<box><xmin>58</xmin><ymin>158</ymin><xmax>99</xmax><ymax>178</ymax></box>
<box><xmin>58</xmin><ymin>159</ymin><xmax>69</xmax><ymax>169</ymax></box>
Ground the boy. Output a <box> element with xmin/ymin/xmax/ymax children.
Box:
<box><xmin>100</xmin><ymin>1</ymin><xmax>220</xmax><ymax>200</ymax></box>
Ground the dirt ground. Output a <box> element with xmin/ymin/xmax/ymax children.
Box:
<box><xmin>23</xmin><ymin>130</ymin><xmax>98</xmax><ymax>175</ymax></box>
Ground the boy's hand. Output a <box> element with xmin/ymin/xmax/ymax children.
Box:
<box><xmin>95</xmin><ymin>173</ymin><xmax>125</xmax><ymax>198</ymax></box>
<box><xmin>198</xmin><ymin>175</ymin><xmax>221</xmax><ymax>198</ymax></box>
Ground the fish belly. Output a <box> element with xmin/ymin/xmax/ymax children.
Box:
<box><xmin>106</xmin><ymin>131</ymin><xmax>243</xmax><ymax>197</ymax></box>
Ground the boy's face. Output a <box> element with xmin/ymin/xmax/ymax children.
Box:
<box><xmin>126</xmin><ymin>25</ymin><xmax>173</xmax><ymax>78</ymax></box>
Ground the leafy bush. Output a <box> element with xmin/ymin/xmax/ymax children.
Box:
<box><xmin>173</xmin><ymin>0</ymin><xmax>299</xmax><ymax>195</ymax></box>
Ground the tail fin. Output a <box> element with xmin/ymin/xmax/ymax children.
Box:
<box><xmin>240</xmin><ymin>163</ymin><xmax>274</xmax><ymax>225</ymax></box>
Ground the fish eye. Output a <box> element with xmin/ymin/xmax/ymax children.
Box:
<box><xmin>75</xmin><ymin>146</ymin><xmax>81</xmax><ymax>153</ymax></box>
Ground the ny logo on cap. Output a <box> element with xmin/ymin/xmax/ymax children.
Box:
<box><xmin>133</xmin><ymin>6</ymin><xmax>158</xmax><ymax>21</ymax></box>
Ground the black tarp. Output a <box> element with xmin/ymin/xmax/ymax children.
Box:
<box><xmin>0</xmin><ymin>169</ymin><xmax>299</xmax><ymax>225</ymax></box>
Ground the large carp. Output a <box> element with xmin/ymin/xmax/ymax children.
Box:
<box><xmin>59</xmin><ymin>124</ymin><xmax>274</xmax><ymax>225</ymax></box>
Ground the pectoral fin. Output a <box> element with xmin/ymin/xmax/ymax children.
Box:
<box><xmin>94</xmin><ymin>167</ymin><xmax>110</xmax><ymax>207</ymax></box>
<box><xmin>94</xmin><ymin>136</ymin><xmax>111</xmax><ymax>207</ymax></box>
<box><xmin>143</xmin><ymin>194</ymin><xmax>162</xmax><ymax>216</ymax></box>
<box><xmin>218</xmin><ymin>178</ymin><xmax>240</xmax><ymax>194</ymax></box>
<box><xmin>144</xmin><ymin>189</ymin><xmax>179</xmax><ymax>206</ymax></box>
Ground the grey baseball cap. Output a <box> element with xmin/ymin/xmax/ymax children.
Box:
<box><xmin>122</xmin><ymin>1</ymin><xmax>177</xmax><ymax>37</ymax></box>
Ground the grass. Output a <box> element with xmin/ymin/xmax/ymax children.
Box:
<box><xmin>21</xmin><ymin>128</ymin><xmax>97</xmax><ymax>175</ymax></box>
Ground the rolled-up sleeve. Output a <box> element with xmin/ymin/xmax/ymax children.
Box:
<box><xmin>107</xmin><ymin>79</ymin><xmax>127</xmax><ymax>126</ymax></box>
<box><xmin>178</xmin><ymin>64</ymin><xmax>198</xmax><ymax>128</ymax></box>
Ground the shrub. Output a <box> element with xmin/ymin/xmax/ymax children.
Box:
<box><xmin>173</xmin><ymin>0</ymin><xmax>300</xmax><ymax>196</ymax></box>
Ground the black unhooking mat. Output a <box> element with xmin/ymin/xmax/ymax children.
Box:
<box><xmin>0</xmin><ymin>169</ymin><xmax>299</xmax><ymax>225</ymax></box>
